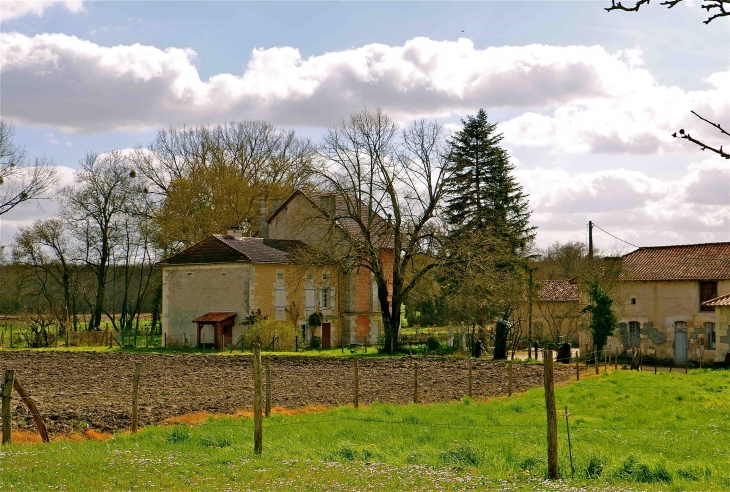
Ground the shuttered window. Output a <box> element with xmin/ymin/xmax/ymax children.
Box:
<box><xmin>305</xmin><ymin>287</ymin><xmax>315</xmax><ymax>310</ymax></box>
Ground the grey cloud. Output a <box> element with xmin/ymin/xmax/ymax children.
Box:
<box><xmin>1</xmin><ymin>34</ymin><xmax>612</xmax><ymax>133</ymax></box>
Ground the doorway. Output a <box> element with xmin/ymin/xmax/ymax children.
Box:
<box><xmin>674</xmin><ymin>322</ymin><xmax>688</xmax><ymax>365</ymax></box>
<box><xmin>322</xmin><ymin>322</ymin><xmax>331</xmax><ymax>349</ymax></box>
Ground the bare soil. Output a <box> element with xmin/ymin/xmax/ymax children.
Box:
<box><xmin>0</xmin><ymin>351</ymin><xmax>576</xmax><ymax>435</ymax></box>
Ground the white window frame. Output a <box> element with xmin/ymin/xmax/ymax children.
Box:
<box><xmin>320</xmin><ymin>287</ymin><xmax>329</xmax><ymax>309</ymax></box>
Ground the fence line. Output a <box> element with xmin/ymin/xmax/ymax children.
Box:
<box><xmin>1</xmin><ymin>352</ymin><xmax>726</xmax><ymax>483</ymax></box>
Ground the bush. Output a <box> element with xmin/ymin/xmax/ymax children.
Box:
<box><xmin>309</xmin><ymin>336</ymin><xmax>321</xmax><ymax>350</ymax></box>
<box><xmin>557</xmin><ymin>342</ymin><xmax>572</xmax><ymax>363</ymax></box>
<box><xmin>425</xmin><ymin>336</ymin><xmax>440</xmax><ymax>351</ymax></box>
<box><xmin>241</xmin><ymin>318</ymin><xmax>297</xmax><ymax>351</ymax></box>
<box><xmin>586</xmin><ymin>455</ymin><xmax>603</xmax><ymax>478</ymax></box>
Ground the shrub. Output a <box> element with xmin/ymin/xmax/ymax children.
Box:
<box><xmin>425</xmin><ymin>336</ymin><xmax>440</xmax><ymax>351</ymax></box>
<box><xmin>557</xmin><ymin>342</ymin><xmax>572</xmax><ymax>363</ymax></box>
<box><xmin>200</xmin><ymin>435</ymin><xmax>232</xmax><ymax>448</ymax></box>
<box><xmin>309</xmin><ymin>336</ymin><xmax>321</xmax><ymax>350</ymax></box>
<box><xmin>241</xmin><ymin>318</ymin><xmax>297</xmax><ymax>351</ymax></box>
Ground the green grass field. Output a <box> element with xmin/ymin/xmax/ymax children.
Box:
<box><xmin>1</xmin><ymin>369</ymin><xmax>728</xmax><ymax>491</ymax></box>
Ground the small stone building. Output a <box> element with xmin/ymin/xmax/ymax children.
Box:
<box><xmin>612</xmin><ymin>242</ymin><xmax>730</xmax><ymax>364</ymax></box>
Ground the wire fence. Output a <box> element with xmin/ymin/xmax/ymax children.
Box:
<box><xmin>1</xmin><ymin>348</ymin><xmax>728</xmax><ymax>478</ymax></box>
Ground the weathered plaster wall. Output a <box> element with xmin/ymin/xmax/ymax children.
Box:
<box><xmin>162</xmin><ymin>264</ymin><xmax>250</xmax><ymax>347</ymax></box>
<box><xmin>612</xmin><ymin>280</ymin><xmax>730</xmax><ymax>362</ymax></box>
<box><xmin>715</xmin><ymin>306</ymin><xmax>729</xmax><ymax>363</ymax></box>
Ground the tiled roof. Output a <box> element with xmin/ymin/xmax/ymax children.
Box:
<box><xmin>701</xmin><ymin>293</ymin><xmax>730</xmax><ymax>307</ymax></box>
<box><xmin>193</xmin><ymin>311</ymin><xmax>237</xmax><ymax>323</ymax></box>
<box><xmin>622</xmin><ymin>242</ymin><xmax>730</xmax><ymax>281</ymax></box>
<box><xmin>537</xmin><ymin>280</ymin><xmax>579</xmax><ymax>302</ymax></box>
<box><xmin>158</xmin><ymin>236</ymin><xmax>311</xmax><ymax>265</ymax></box>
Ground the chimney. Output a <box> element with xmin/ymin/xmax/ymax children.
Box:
<box><xmin>227</xmin><ymin>226</ymin><xmax>244</xmax><ymax>239</ymax></box>
<box><xmin>258</xmin><ymin>199</ymin><xmax>269</xmax><ymax>238</ymax></box>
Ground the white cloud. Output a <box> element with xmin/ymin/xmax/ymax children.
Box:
<box><xmin>501</xmin><ymin>67</ymin><xmax>730</xmax><ymax>155</ymax></box>
<box><xmin>517</xmin><ymin>157</ymin><xmax>730</xmax><ymax>249</ymax></box>
<box><xmin>6</xmin><ymin>32</ymin><xmax>721</xmax><ymax>147</ymax></box>
<box><xmin>0</xmin><ymin>0</ymin><xmax>84</xmax><ymax>21</ymax></box>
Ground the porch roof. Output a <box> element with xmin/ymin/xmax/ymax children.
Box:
<box><xmin>193</xmin><ymin>311</ymin><xmax>237</xmax><ymax>323</ymax></box>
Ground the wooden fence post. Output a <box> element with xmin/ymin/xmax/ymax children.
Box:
<box><xmin>2</xmin><ymin>370</ymin><xmax>15</xmax><ymax>445</ymax></box>
<box><xmin>575</xmin><ymin>359</ymin><xmax>580</xmax><ymax>380</ymax></box>
<box><xmin>615</xmin><ymin>348</ymin><xmax>618</xmax><ymax>371</ymax></box>
<box><xmin>131</xmin><ymin>363</ymin><xmax>141</xmax><ymax>433</ymax></box>
<box><xmin>467</xmin><ymin>359</ymin><xmax>473</xmax><ymax>398</ymax></box>
<box><xmin>413</xmin><ymin>361</ymin><xmax>419</xmax><ymax>404</ymax></box>
<box><xmin>353</xmin><ymin>358</ymin><xmax>359</xmax><ymax>408</ymax></box>
<box><xmin>543</xmin><ymin>350</ymin><xmax>558</xmax><ymax>480</ymax></box>
<box><xmin>508</xmin><ymin>361</ymin><xmax>513</xmax><ymax>397</ymax></box>
<box><xmin>654</xmin><ymin>349</ymin><xmax>658</xmax><ymax>374</ymax></box>
<box><xmin>252</xmin><ymin>343</ymin><xmax>263</xmax><ymax>455</ymax></box>
<box><xmin>604</xmin><ymin>351</ymin><xmax>608</xmax><ymax>372</ymax></box>
<box><xmin>264</xmin><ymin>357</ymin><xmax>272</xmax><ymax>417</ymax></box>
<box><xmin>13</xmin><ymin>377</ymin><xmax>49</xmax><ymax>442</ymax></box>
<box><xmin>594</xmin><ymin>347</ymin><xmax>598</xmax><ymax>375</ymax></box>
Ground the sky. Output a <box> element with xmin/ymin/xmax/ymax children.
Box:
<box><xmin>1</xmin><ymin>0</ymin><xmax>729</xmax><ymax>252</ymax></box>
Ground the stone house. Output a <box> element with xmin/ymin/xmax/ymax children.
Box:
<box><xmin>610</xmin><ymin>242</ymin><xmax>730</xmax><ymax>364</ymax></box>
<box><xmin>532</xmin><ymin>279</ymin><xmax>587</xmax><ymax>349</ymax></box>
<box><xmin>159</xmin><ymin>189</ymin><xmax>391</xmax><ymax>349</ymax></box>
<box><xmin>700</xmin><ymin>294</ymin><xmax>730</xmax><ymax>364</ymax></box>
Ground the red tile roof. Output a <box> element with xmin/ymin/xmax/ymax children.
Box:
<box><xmin>537</xmin><ymin>280</ymin><xmax>579</xmax><ymax>302</ymax></box>
<box><xmin>193</xmin><ymin>312</ymin><xmax>237</xmax><ymax>323</ymax></box>
<box><xmin>158</xmin><ymin>236</ymin><xmax>312</xmax><ymax>266</ymax></box>
<box><xmin>701</xmin><ymin>293</ymin><xmax>730</xmax><ymax>307</ymax></box>
<box><xmin>622</xmin><ymin>242</ymin><xmax>730</xmax><ymax>281</ymax></box>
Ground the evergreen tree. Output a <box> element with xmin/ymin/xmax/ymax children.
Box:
<box><xmin>583</xmin><ymin>282</ymin><xmax>618</xmax><ymax>355</ymax></box>
<box><xmin>444</xmin><ymin>109</ymin><xmax>535</xmax><ymax>253</ymax></box>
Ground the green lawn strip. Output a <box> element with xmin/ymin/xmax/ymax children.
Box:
<box><xmin>1</xmin><ymin>370</ymin><xmax>728</xmax><ymax>491</ymax></box>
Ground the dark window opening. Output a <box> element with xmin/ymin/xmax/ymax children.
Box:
<box><xmin>699</xmin><ymin>281</ymin><xmax>717</xmax><ymax>311</ymax></box>
<box><xmin>631</xmin><ymin>298</ymin><xmax>636</xmax><ymax>305</ymax></box>
<box><xmin>628</xmin><ymin>321</ymin><xmax>641</xmax><ymax>348</ymax></box>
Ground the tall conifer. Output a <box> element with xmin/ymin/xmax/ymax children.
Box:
<box><xmin>444</xmin><ymin>109</ymin><xmax>535</xmax><ymax>253</ymax></box>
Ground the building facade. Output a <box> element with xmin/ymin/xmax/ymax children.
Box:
<box><xmin>159</xmin><ymin>190</ymin><xmax>390</xmax><ymax>349</ymax></box>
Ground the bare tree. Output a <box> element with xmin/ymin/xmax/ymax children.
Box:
<box><xmin>316</xmin><ymin>109</ymin><xmax>452</xmax><ymax>353</ymax></box>
<box><xmin>62</xmin><ymin>151</ymin><xmax>141</xmax><ymax>331</ymax></box>
<box><xmin>0</xmin><ymin>121</ymin><xmax>57</xmax><ymax>215</ymax></box>
<box><xmin>605</xmin><ymin>2</ymin><xmax>729</xmax><ymax>158</ymax></box>
<box><xmin>132</xmin><ymin>121</ymin><xmax>316</xmax><ymax>251</ymax></box>
<box><xmin>13</xmin><ymin>219</ymin><xmax>81</xmax><ymax>332</ymax></box>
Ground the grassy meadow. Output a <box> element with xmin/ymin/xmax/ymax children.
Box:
<box><xmin>0</xmin><ymin>369</ymin><xmax>728</xmax><ymax>491</ymax></box>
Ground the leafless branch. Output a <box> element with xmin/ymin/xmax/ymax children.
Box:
<box><xmin>606</xmin><ymin>0</ymin><xmax>730</xmax><ymax>23</ymax></box>
<box><xmin>671</xmin><ymin>111</ymin><xmax>730</xmax><ymax>159</ymax></box>
<box><xmin>605</xmin><ymin>0</ymin><xmax>651</xmax><ymax>13</ymax></box>
<box><xmin>691</xmin><ymin>110</ymin><xmax>730</xmax><ymax>138</ymax></box>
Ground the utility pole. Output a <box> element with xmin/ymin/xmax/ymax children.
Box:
<box><xmin>528</xmin><ymin>268</ymin><xmax>534</xmax><ymax>359</ymax></box>
<box><xmin>588</xmin><ymin>221</ymin><xmax>594</xmax><ymax>262</ymax></box>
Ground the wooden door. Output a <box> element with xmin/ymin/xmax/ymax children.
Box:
<box><xmin>223</xmin><ymin>325</ymin><xmax>233</xmax><ymax>348</ymax></box>
<box><xmin>675</xmin><ymin>328</ymin><xmax>688</xmax><ymax>365</ymax></box>
<box><xmin>322</xmin><ymin>323</ymin><xmax>331</xmax><ymax>349</ymax></box>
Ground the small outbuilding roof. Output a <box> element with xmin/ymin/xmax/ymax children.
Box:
<box><xmin>701</xmin><ymin>293</ymin><xmax>730</xmax><ymax>308</ymax></box>
<box><xmin>622</xmin><ymin>242</ymin><xmax>730</xmax><ymax>281</ymax></box>
<box><xmin>158</xmin><ymin>236</ymin><xmax>312</xmax><ymax>266</ymax></box>
<box><xmin>192</xmin><ymin>311</ymin><xmax>237</xmax><ymax>323</ymax></box>
<box><xmin>537</xmin><ymin>280</ymin><xmax>579</xmax><ymax>302</ymax></box>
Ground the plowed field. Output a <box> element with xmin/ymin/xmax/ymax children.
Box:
<box><xmin>0</xmin><ymin>352</ymin><xmax>576</xmax><ymax>435</ymax></box>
